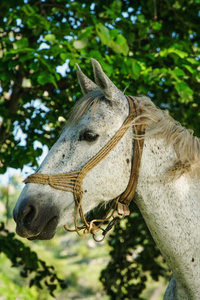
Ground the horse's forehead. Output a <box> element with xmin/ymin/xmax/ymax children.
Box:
<box><xmin>67</xmin><ymin>102</ymin><xmax>122</xmax><ymax>134</ymax></box>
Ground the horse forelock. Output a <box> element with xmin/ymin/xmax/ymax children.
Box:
<box><xmin>67</xmin><ymin>89</ymin><xmax>111</xmax><ymax>125</ymax></box>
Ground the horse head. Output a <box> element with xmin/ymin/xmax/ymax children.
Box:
<box><xmin>13</xmin><ymin>59</ymin><xmax>135</xmax><ymax>240</ymax></box>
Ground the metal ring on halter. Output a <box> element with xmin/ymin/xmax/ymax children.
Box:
<box><xmin>92</xmin><ymin>217</ymin><xmax>120</xmax><ymax>242</ymax></box>
<box><xmin>92</xmin><ymin>228</ymin><xmax>106</xmax><ymax>242</ymax></box>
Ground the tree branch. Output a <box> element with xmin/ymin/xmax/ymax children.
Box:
<box><xmin>8</xmin><ymin>76</ymin><xmax>23</xmax><ymax>115</ymax></box>
<box><xmin>0</xmin><ymin>76</ymin><xmax>70</xmax><ymax>145</ymax></box>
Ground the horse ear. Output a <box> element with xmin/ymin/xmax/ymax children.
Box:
<box><xmin>76</xmin><ymin>63</ymin><xmax>97</xmax><ymax>94</ymax></box>
<box><xmin>91</xmin><ymin>58</ymin><xmax>124</xmax><ymax>101</ymax></box>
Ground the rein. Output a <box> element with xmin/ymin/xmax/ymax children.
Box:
<box><xmin>24</xmin><ymin>96</ymin><xmax>145</xmax><ymax>241</ymax></box>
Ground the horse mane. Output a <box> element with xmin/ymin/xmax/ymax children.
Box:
<box><xmin>132</xmin><ymin>96</ymin><xmax>200</xmax><ymax>179</ymax></box>
<box><xmin>68</xmin><ymin>91</ymin><xmax>200</xmax><ymax>179</ymax></box>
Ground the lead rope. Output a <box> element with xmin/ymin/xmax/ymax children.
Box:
<box><xmin>24</xmin><ymin>96</ymin><xmax>145</xmax><ymax>241</ymax></box>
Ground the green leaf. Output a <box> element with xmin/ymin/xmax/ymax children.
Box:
<box><xmin>115</xmin><ymin>34</ymin><xmax>127</xmax><ymax>45</ymax></box>
<box><xmin>109</xmin><ymin>34</ymin><xmax>129</xmax><ymax>56</ymax></box>
<box><xmin>173</xmin><ymin>1</ymin><xmax>182</xmax><ymax>9</ymax></box>
<box><xmin>60</xmin><ymin>53</ymin><xmax>71</xmax><ymax>61</ymax></box>
<box><xmin>44</xmin><ymin>34</ymin><xmax>56</xmax><ymax>43</ymax></box>
<box><xmin>110</xmin><ymin>29</ymin><xmax>119</xmax><ymax>39</ymax></box>
<box><xmin>111</xmin><ymin>42</ymin><xmax>129</xmax><ymax>56</ymax></box>
<box><xmin>153</xmin><ymin>22</ymin><xmax>162</xmax><ymax>31</ymax></box>
<box><xmin>37</xmin><ymin>73</ymin><xmax>57</xmax><ymax>87</ymax></box>
<box><xmin>174</xmin><ymin>81</ymin><xmax>193</xmax><ymax>102</ymax></box>
<box><xmin>186</xmin><ymin>58</ymin><xmax>199</xmax><ymax>65</ymax></box>
<box><xmin>183</xmin><ymin>65</ymin><xmax>196</xmax><ymax>74</ymax></box>
<box><xmin>27</xmin><ymin>18</ymin><xmax>36</xmax><ymax>28</ymax></box>
<box><xmin>15</xmin><ymin>38</ymin><xmax>29</xmax><ymax>49</ymax></box>
<box><xmin>100</xmin><ymin>62</ymin><xmax>114</xmax><ymax>76</ymax></box>
<box><xmin>173</xmin><ymin>67</ymin><xmax>185</xmax><ymax>77</ymax></box>
<box><xmin>131</xmin><ymin>60</ymin><xmax>141</xmax><ymax>79</ymax></box>
<box><xmin>78</xmin><ymin>26</ymin><xmax>93</xmax><ymax>39</ymax></box>
<box><xmin>196</xmin><ymin>73</ymin><xmax>200</xmax><ymax>83</ymax></box>
<box><xmin>159</xmin><ymin>48</ymin><xmax>188</xmax><ymax>58</ymax></box>
<box><xmin>21</xmin><ymin>4</ymin><xmax>37</xmax><ymax>16</ymax></box>
<box><xmin>88</xmin><ymin>50</ymin><xmax>102</xmax><ymax>59</ymax></box>
<box><xmin>73</xmin><ymin>38</ymin><xmax>88</xmax><ymax>49</ymax></box>
<box><xmin>110</xmin><ymin>0</ymin><xmax>122</xmax><ymax>11</ymax></box>
<box><xmin>96</xmin><ymin>23</ymin><xmax>110</xmax><ymax>45</ymax></box>
<box><xmin>6</xmin><ymin>48</ymin><xmax>33</xmax><ymax>54</ymax></box>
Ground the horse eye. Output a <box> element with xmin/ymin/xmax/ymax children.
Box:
<box><xmin>79</xmin><ymin>131</ymin><xmax>99</xmax><ymax>142</ymax></box>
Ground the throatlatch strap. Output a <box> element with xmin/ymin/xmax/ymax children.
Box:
<box><xmin>117</xmin><ymin>96</ymin><xmax>145</xmax><ymax>216</ymax></box>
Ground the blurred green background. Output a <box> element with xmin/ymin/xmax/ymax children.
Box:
<box><xmin>0</xmin><ymin>0</ymin><xmax>199</xmax><ymax>299</ymax></box>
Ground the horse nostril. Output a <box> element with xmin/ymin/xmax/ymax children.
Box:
<box><xmin>21</xmin><ymin>205</ymin><xmax>37</xmax><ymax>227</ymax></box>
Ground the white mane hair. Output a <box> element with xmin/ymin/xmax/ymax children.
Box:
<box><xmin>67</xmin><ymin>90</ymin><xmax>200</xmax><ymax>180</ymax></box>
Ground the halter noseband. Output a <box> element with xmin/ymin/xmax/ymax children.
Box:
<box><xmin>24</xmin><ymin>96</ymin><xmax>145</xmax><ymax>241</ymax></box>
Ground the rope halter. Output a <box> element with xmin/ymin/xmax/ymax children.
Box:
<box><xmin>24</xmin><ymin>96</ymin><xmax>145</xmax><ymax>241</ymax></box>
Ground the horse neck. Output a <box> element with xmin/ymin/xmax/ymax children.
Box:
<box><xmin>135</xmin><ymin>136</ymin><xmax>200</xmax><ymax>300</ymax></box>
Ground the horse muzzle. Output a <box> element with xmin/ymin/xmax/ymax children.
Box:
<box><xmin>13</xmin><ymin>193</ymin><xmax>59</xmax><ymax>240</ymax></box>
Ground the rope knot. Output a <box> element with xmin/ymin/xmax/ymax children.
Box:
<box><xmin>88</xmin><ymin>222</ymin><xmax>99</xmax><ymax>235</ymax></box>
<box><xmin>117</xmin><ymin>202</ymin><xmax>130</xmax><ymax>216</ymax></box>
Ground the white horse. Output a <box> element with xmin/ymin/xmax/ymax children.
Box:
<box><xmin>13</xmin><ymin>59</ymin><xmax>200</xmax><ymax>300</ymax></box>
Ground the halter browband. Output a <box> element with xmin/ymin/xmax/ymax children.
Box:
<box><xmin>24</xmin><ymin>96</ymin><xmax>145</xmax><ymax>241</ymax></box>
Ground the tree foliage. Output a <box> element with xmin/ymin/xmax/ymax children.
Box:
<box><xmin>0</xmin><ymin>222</ymin><xmax>67</xmax><ymax>296</ymax></box>
<box><xmin>0</xmin><ymin>0</ymin><xmax>200</xmax><ymax>298</ymax></box>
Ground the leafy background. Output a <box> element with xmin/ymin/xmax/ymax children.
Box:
<box><xmin>0</xmin><ymin>0</ymin><xmax>200</xmax><ymax>299</ymax></box>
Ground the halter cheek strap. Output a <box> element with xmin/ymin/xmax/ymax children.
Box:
<box><xmin>24</xmin><ymin>96</ymin><xmax>145</xmax><ymax>241</ymax></box>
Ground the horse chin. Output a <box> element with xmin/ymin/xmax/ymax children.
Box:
<box><xmin>27</xmin><ymin>231</ymin><xmax>56</xmax><ymax>240</ymax></box>
<box><xmin>16</xmin><ymin>216</ymin><xmax>58</xmax><ymax>241</ymax></box>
